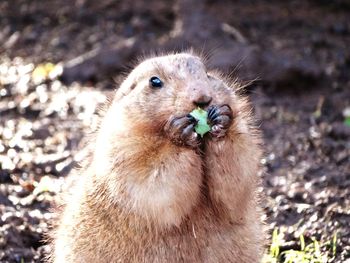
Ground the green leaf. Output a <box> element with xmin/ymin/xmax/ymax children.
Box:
<box><xmin>190</xmin><ymin>108</ymin><xmax>211</xmax><ymax>137</ymax></box>
<box><xmin>332</xmin><ymin>232</ymin><xmax>337</xmax><ymax>257</ymax></box>
<box><xmin>300</xmin><ymin>234</ymin><xmax>305</xmax><ymax>251</ymax></box>
<box><xmin>344</xmin><ymin>117</ymin><xmax>350</xmax><ymax>127</ymax></box>
<box><xmin>271</xmin><ymin>228</ymin><xmax>280</xmax><ymax>258</ymax></box>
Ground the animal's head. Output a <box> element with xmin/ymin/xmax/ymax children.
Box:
<box><xmin>113</xmin><ymin>52</ymin><xmax>235</xmax><ymax>134</ymax></box>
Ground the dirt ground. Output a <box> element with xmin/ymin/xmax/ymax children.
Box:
<box><xmin>0</xmin><ymin>0</ymin><xmax>349</xmax><ymax>262</ymax></box>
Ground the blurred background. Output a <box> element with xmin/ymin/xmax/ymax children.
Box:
<box><xmin>0</xmin><ymin>0</ymin><xmax>349</xmax><ymax>262</ymax></box>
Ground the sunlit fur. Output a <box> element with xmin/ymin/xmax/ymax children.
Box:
<box><xmin>49</xmin><ymin>51</ymin><xmax>266</xmax><ymax>263</ymax></box>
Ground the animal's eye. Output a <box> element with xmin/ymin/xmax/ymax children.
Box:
<box><xmin>149</xmin><ymin>76</ymin><xmax>163</xmax><ymax>88</ymax></box>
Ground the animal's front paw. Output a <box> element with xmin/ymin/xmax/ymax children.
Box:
<box><xmin>207</xmin><ymin>104</ymin><xmax>233</xmax><ymax>138</ymax></box>
<box><xmin>165</xmin><ymin>115</ymin><xmax>200</xmax><ymax>148</ymax></box>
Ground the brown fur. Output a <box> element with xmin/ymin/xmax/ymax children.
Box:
<box><xmin>48</xmin><ymin>52</ymin><xmax>266</xmax><ymax>262</ymax></box>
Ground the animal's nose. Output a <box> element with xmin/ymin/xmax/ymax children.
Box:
<box><xmin>192</xmin><ymin>94</ymin><xmax>212</xmax><ymax>108</ymax></box>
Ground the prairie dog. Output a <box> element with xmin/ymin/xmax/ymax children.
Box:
<box><xmin>49</xmin><ymin>52</ymin><xmax>265</xmax><ymax>262</ymax></box>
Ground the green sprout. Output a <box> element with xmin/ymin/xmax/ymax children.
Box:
<box><xmin>262</xmin><ymin>228</ymin><xmax>337</xmax><ymax>263</ymax></box>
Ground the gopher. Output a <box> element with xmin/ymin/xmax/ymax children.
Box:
<box><xmin>49</xmin><ymin>52</ymin><xmax>265</xmax><ymax>262</ymax></box>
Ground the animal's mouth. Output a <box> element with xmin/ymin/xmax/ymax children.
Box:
<box><xmin>191</xmin><ymin>95</ymin><xmax>212</xmax><ymax>109</ymax></box>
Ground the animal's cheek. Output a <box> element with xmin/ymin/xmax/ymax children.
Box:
<box><xmin>211</xmin><ymin>91</ymin><xmax>234</xmax><ymax>107</ymax></box>
<box><xmin>171</xmin><ymin>96</ymin><xmax>196</xmax><ymax>115</ymax></box>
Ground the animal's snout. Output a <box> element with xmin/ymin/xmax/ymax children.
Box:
<box><xmin>192</xmin><ymin>94</ymin><xmax>212</xmax><ymax>108</ymax></box>
<box><xmin>189</xmin><ymin>86</ymin><xmax>212</xmax><ymax>108</ymax></box>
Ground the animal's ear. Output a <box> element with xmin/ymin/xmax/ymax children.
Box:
<box><xmin>114</xmin><ymin>75</ymin><xmax>136</xmax><ymax>101</ymax></box>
